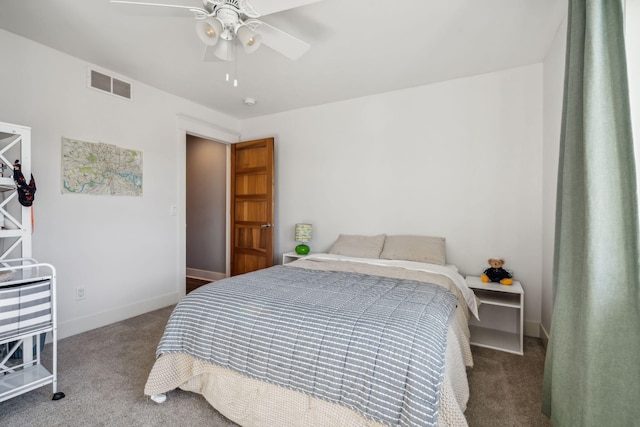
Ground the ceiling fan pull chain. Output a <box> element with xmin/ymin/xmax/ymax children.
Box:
<box><xmin>225</xmin><ymin>40</ymin><xmax>233</xmax><ymax>84</ymax></box>
<box><xmin>234</xmin><ymin>42</ymin><xmax>239</xmax><ymax>87</ymax></box>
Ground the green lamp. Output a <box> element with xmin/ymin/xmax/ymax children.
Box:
<box><xmin>294</xmin><ymin>223</ymin><xmax>312</xmax><ymax>255</ymax></box>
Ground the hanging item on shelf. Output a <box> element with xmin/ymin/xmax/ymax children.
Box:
<box><xmin>13</xmin><ymin>160</ymin><xmax>36</xmax><ymax>207</ymax></box>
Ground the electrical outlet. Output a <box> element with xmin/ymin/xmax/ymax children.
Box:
<box><xmin>75</xmin><ymin>287</ymin><xmax>86</xmax><ymax>301</ymax></box>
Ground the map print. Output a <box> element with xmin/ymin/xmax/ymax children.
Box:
<box><xmin>62</xmin><ymin>138</ymin><xmax>143</xmax><ymax>196</ymax></box>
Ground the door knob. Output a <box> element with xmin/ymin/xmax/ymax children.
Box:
<box><xmin>260</xmin><ymin>223</ymin><xmax>272</xmax><ymax>228</ymax></box>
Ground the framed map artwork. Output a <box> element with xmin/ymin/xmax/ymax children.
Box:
<box><xmin>61</xmin><ymin>137</ymin><xmax>143</xmax><ymax>196</ymax></box>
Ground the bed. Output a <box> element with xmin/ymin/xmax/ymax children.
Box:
<box><xmin>145</xmin><ymin>235</ymin><xmax>478</xmax><ymax>427</ymax></box>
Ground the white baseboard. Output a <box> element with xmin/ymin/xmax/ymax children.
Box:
<box><xmin>186</xmin><ymin>268</ymin><xmax>226</xmax><ymax>282</ymax></box>
<box><xmin>56</xmin><ymin>292</ymin><xmax>180</xmax><ymax>340</ymax></box>
<box><xmin>539</xmin><ymin>323</ymin><xmax>550</xmax><ymax>350</ymax></box>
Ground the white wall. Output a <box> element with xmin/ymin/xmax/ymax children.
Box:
<box><xmin>0</xmin><ymin>29</ymin><xmax>240</xmax><ymax>338</ymax></box>
<box><xmin>241</xmin><ymin>65</ymin><xmax>545</xmax><ymax>330</ymax></box>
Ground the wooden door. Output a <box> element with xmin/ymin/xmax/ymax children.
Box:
<box><xmin>230</xmin><ymin>138</ymin><xmax>274</xmax><ymax>276</ymax></box>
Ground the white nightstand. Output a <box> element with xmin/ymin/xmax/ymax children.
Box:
<box><xmin>465</xmin><ymin>275</ymin><xmax>524</xmax><ymax>355</ymax></box>
<box><xmin>282</xmin><ymin>251</ymin><xmax>312</xmax><ymax>264</ymax></box>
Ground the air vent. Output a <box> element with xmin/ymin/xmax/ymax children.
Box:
<box><xmin>88</xmin><ymin>67</ymin><xmax>133</xmax><ymax>100</ymax></box>
<box><xmin>112</xmin><ymin>78</ymin><xmax>131</xmax><ymax>99</ymax></box>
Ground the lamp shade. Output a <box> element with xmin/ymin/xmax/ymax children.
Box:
<box><xmin>236</xmin><ymin>25</ymin><xmax>262</xmax><ymax>54</ymax></box>
<box><xmin>196</xmin><ymin>18</ymin><xmax>223</xmax><ymax>46</ymax></box>
<box><xmin>295</xmin><ymin>223</ymin><xmax>312</xmax><ymax>242</ymax></box>
<box><xmin>294</xmin><ymin>223</ymin><xmax>312</xmax><ymax>255</ymax></box>
<box><xmin>213</xmin><ymin>38</ymin><xmax>235</xmax><ymax>61</ymax></box>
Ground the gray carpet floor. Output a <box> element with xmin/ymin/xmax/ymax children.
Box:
<box><xmin>1</xmin><ymin>305</ymin><xmax>549</xmax><ymax>426</ymax></box>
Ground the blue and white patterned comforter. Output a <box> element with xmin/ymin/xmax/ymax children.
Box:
<box><xmin>157</xmin><ymin>265</ymin><xmax>458</xmax><ymax>427</ymax></box>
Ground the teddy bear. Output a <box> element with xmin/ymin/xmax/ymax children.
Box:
<box><xmin>481</xmin><ymin>258</ymin><xmax>513</xmax><ymax>285</ymax></box>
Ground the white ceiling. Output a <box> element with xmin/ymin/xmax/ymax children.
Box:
<box><xmin>0</xmin><ymin>0</ymin><xmax>567</xmax><ymax>119</ymax></box>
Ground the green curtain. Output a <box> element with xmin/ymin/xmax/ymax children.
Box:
<box><xmin>542</xmin><ymin>0</ymin><xmax>640</xmax><ymax>425</ymax></box>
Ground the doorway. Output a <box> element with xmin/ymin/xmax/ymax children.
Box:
<box><xmin>176</xmin><ymin>115</ymin><xmax>239</xmax><ymax>298</ymax></box>
<box><xmin>186</xmin><ymin>135</ymin><xmax>227</xmax><ymax>291</ymax></box>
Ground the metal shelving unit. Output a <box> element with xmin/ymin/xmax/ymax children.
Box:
<box><xmin>0</xmin><ymin>259</ymin><xmax>63</xmax><ymax>402</ymax></box>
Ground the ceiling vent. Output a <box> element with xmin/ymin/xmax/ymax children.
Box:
<box><xmin>87</xmin><ymin>67</ymin><xmax>132</xmax><ymax>100</ymax></box>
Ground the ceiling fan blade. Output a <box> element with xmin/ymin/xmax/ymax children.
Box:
<box><xmin>110</xmin><ymin>1</ymin><xmax>210</xmax><ymax>17</ymax></box>
<box><xmin>246</xmin><ymin>20</ymin><xmax>310</xmax><ymax>60</ymax></box>
<box><xmin>241</xmin><ymin>0</ymin><xmax>321</xmax><ymax>18</ymax></box>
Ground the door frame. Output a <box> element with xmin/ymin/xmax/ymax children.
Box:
<box><xmin>176</xmin><ymin>114</ymin><xmax>240</xmax><ymax>298</ymax></box>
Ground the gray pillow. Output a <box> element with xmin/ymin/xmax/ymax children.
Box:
<box><xmin>327</xmin><ymin>234</ymin><xmax>386</xmax><ymax>259</ymax></box>
<box><xmin>380</xmin><ymin>235</ymin><xmax>446</xmax><ymax>265</ymax></box>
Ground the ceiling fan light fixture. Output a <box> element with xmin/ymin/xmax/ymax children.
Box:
<box><xmin>110</xmin><ymin>0</ymin><xmax>316</xmax><ymax>64</ymax></box>
<box><xmin>196</xmin><ymin>18</ymin><xmax>223</xmax><ymax>46</ymax></box>
<box><xmin>236</xmin><ymin>25</ymin><xmax>262</xmax><ymax>54</ymax></box>
<box><xmin>213</xmin><ymin>39</ymin><xmax>235</xmax><ymax>61</ymax></box>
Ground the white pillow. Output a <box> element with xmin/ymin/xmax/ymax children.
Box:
<box><xmin>380</xmin><ymin>235</ymin><xmax>446</xmax><ymax>265</ymax></box>
<box><xmin>328</xmin><ymin>234</ymin><xmax>386</xmax><ymax>259</ymax></box>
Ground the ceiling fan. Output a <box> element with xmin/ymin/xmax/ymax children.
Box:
<box><xmin>110</xmin><ymin>0</ymin><xmax>321</xmax><ymax>61</ymax></box>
